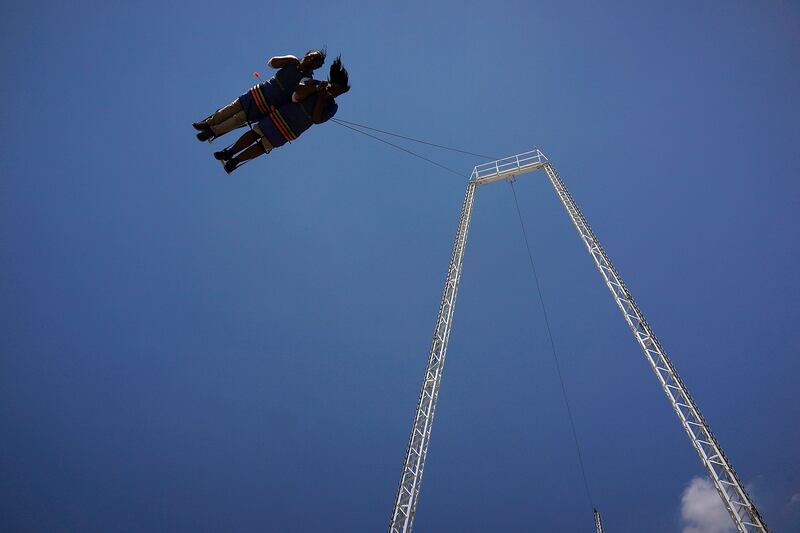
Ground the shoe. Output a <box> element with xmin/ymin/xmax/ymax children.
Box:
<box><xmin>223</xmin><ymin>160</ymin><xmax>238</xmax><ymax>174</ymax></box>
<box><xmin>214</xmin><ymin>149</ymin><xmax>232</xmax><ymax>161</ymax></box>
<box><xmin>192</xmin><ymin>121</ymin><xmax>208</xmax><ymax>131</ymax></box>
<box><xmin>196</xmin><ymin>130</ymin><xmax>214</xmax><ymax>142</ymax></box>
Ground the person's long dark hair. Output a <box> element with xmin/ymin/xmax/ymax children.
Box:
<box><xmin>329</xmin><ymin>55</ymin><xmax>350</xmax><ymax>93</ymax></box>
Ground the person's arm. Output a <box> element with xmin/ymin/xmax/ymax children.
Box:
<box><xmin>293</xmin><ymin>80</ymin><xmax>326</xmax><ymax>103</ymax></box>
<box><xmin>267</xmin><ymin>55</ymin><xmax>299</xmax><ymax>68</ymax></box>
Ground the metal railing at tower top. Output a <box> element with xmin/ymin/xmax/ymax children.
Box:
<box><xmin>470</xmin><ymin>148</ymin><xmax>548</xmax><ymax>185</ymax></box>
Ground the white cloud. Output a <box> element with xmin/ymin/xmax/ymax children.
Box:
<box><xmin>790</xmin><ymin>493</ymin><xmax>800</xmax><ymax>506</ymax></box>
<box><xmin>680</xmin><ymin>477</ymin><xmax>735</xmax><ymax>533</ymax></box>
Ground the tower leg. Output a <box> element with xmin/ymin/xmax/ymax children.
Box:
<box><xmin>594</xmin><ymin>509</ymin><xmax>604</xmax><ymax>533</ymax></box>
<box><xmin>542</xmin><ymin>162</ymin><xmax>768</xmax><ymax>533</ymax></box>
<box><xmin>388</xmin><ymin>182</ymin><xmax>477</xmax><ymax>533</ymax></box>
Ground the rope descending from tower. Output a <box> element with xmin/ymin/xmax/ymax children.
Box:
<box><xmin>508</xmin><ymin>179</ymin><xmax>596</xmax><ymax>511</ymax></box>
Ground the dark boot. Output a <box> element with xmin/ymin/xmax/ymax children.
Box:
<box><xmin>192</xmin><ymin>121</ymin><xmax>208</xmax><ymax>131</ymax></box>
<box><xmin>214</xmin><ymin>148</ymin><xmax>232</xmax><ymax>161</ymax></box>
<box><xmin>196</xmin><ymin>130</ymin><xmax>214</xmax><ymax>142</ymax></box>
<box><xmin>223</xmin><ymin>160</ymin><xmax>238</xmax><ymax>174</ymax></box>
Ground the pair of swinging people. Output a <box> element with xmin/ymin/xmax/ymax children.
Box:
<box><xmin>193</xmin><ymin>49</ymin><xmax>350</xmax><ymax>173</ymax></box>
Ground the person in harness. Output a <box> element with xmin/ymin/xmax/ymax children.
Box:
<box><xmin>213</xmin><ymin>56</ymin><xmax>350</xmax><ymax>174</ymax></box>
<box><xmin>193</xmin><ymin>49</ymin><xmax>326</xmax><ymax>142</ymax></box>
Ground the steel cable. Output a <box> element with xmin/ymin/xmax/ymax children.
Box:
<box><xmin>509</xmin><ymin>179</ymin><xmax>596</xmax><ymax>511</ymax></box>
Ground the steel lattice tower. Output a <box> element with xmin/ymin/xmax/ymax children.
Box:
<box><xmin>594</xmin><ymin>509</ymin><xmax>604</xmax><ymax>533</ymax></box>
<box><xmin>388</xmin><ymin>149</ymin><xmax>769</xmax><ymax>533</ymax></box>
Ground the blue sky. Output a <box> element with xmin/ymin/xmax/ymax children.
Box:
<box><xmin>1</xmin><ymin>1</ymin><xmax>799</xmax><ymax>532</ymax></box>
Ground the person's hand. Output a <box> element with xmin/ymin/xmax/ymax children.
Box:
<box><xmin>317</xmin><ymin>81</ymin><xmax>334</xmax><ymax>98</ymax></box>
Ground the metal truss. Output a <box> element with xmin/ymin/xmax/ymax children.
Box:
<box><xmin>388</xmin><ymin>182</ymin><xmax>477</xmax><ymax>533</ymax></box>
<box><xmin>388</xmin><ymin>148</ymin><xmax>767</xmax><ymax>533</ymax></box>
<box><xmin>594</xmin><ymin>509</ymin><xmax>604</xmax><ymax>533</ymax></box>
<box><xmin>541</xmin><ymin>161</ymin><xmax>768</xmax><ymax>533</ymax></box>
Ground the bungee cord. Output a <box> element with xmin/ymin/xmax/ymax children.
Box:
<box><xmin>332</xmin><ymin>118</ymin><xmax>499</xmax><ymax>160</ymax></box>
<box><xmin>331</xmin><ymin>119</ymin><xmax>469</xmax><ymax>178</ymax></box>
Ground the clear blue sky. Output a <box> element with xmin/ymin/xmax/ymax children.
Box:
<box><xmin>1</xmin><ymin>1</ymin><xmax>799</xmax><ymax>532</ymax></box>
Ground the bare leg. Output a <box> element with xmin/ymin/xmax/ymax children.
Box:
<box><xmin>230</xmin><ymin>143</ymin><xmax>266</xmax><ymax>166</ymax></box>
<box><xmin>228</xmin><ymin>130</ymin><xmax>260</xmax><ymax>156</ymax></box>
<box><xmin>223</xmin><ymin>142</ymin><xmax>267</xmax><ymax>174</ymax></box>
